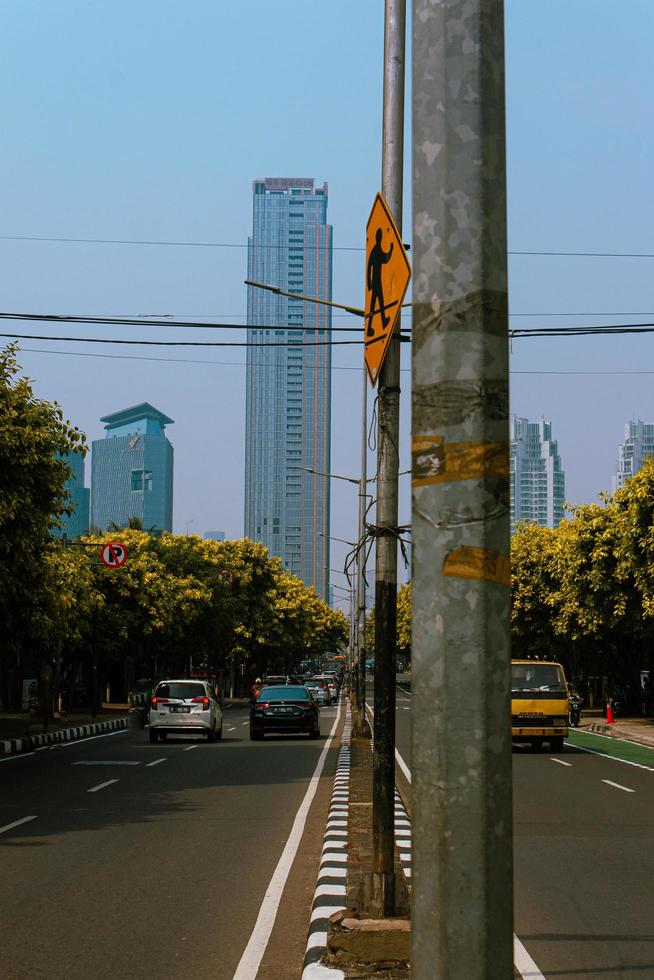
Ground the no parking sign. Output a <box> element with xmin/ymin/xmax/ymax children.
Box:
<box><xmin>100</xmin><ymin>541</ymin><xmax>127</xmax><ymax>569</ymax></box>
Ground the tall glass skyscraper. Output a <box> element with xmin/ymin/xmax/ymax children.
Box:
<box><xmin>52</xmin><ymin>451</ymin><xmax>90</xmax><ymax>539</ymax></box>
<box><xmin>510</xmin><ymin>416</ymin><xmax>565</xmax><ymax>534</ymax></box>
<box><xmin>91</xmin><ymin>403</ymin><xmax>174</xmax><ymax>533</ymax></box>
<box><xmin>614</xmin><ymin>420</ymin><xmax>654</xmax><ymax>490</ymax></box>
<box><xmin>244</xmin><ymin>178</ymin><xmax>332</xmax><ymax>599</ymax></box>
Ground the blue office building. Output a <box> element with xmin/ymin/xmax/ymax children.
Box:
<box><xmin>91</xmin><ymin>403</ymin><xmax>174</xmax><ymax>533</ymax></box>
<box><xmin>244</xmin><ymin>178</ymin><xmax>332</xmax><ymax>599</ymax></box>
<box><xmin>53</xmin><ymin>451</ymin><xmax>90</xmax><ymax>539</ymax></box>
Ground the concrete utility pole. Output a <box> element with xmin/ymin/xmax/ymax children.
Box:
<box><xmin>371</xmin><ymin>0</ymin><xmax>405</xmax><ymax>918</ymax></box>
<box><xmin>411</xmin><ymin>1</ymin><xmax>514</xmax><ymax>977</ymax></box>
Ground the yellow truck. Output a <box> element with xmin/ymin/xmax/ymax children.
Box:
<box><xmin>511</xmin><ymin>658</ymin><xmax>570</xmax><ymax>752</ymax></box>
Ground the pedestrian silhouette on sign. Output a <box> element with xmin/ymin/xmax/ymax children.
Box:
<box><xmin>367</xmin><ymin>227</ymin><xmax>394</xmax><ymax>336</ymax></box>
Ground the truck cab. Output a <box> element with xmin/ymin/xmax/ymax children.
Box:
<box><xmin>511</xmin><ymin>658</ymin><xmax>569</xmax><ymax>752</ymax></box>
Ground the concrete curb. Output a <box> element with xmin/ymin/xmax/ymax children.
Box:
<box><xmin>0</xmin><ymin>716</ymin><xmax>129</xmax><ymax>756</ymax></box>
<box><xmin>582</xmin><ymin>721</ymin><xmax>654</xmax><ymax>746</ymax></box>
<box><xmin>301</xmin><ymin>700</ymin><xmax>351</xmax><ymax>980</ymax></box>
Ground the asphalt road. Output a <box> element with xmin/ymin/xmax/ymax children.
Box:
<box><xmin>0</xmin><ymin>702</ymin><xmax>342</xmax><ymax>980</ymax></box>
<box><xmin>371</xmin><ymin>676</ymin><xmax>654</xmax><ymax>979</ymax></box>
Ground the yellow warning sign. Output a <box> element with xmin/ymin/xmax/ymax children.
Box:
<box><xmin>364</xmin><ymin>193</ymin><xmax>411</xmax><ymax>386</ymax></box>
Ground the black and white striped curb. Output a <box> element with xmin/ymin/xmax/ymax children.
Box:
<box><xmin>0</xmin><ymin>717</ymin><xmax>129</xmax><ymax>756</ymax></box>
<box><xmin>365</xmin><ymin>703</ymin><xmax>412</xmax><ymax>885</ymax></box>
<box><xmin>301</xmin><ymin>702</ymin><xmax>351</xmax><ymax>980</ymax></box>
<box><xmin>394</xmin><ymin>789</ymin><xmax>412</xmax><ymax>883</ymax></box>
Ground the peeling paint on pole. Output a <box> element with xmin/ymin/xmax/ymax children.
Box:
<box><xmin>412</xmin><ymin>1</ymin><xmax>513</xmax><ymax>977</ymax></box>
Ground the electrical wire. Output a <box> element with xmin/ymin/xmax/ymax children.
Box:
<box><xmin>4</xmin><ymin>234</ymin><xmax>654</xmax><ymax>260</ymax></box>
<box><xmin>17</xmin><ymin>346</ymin><xmax>395</xmax><ymax>372</ymax></box>
<box><xmin>511</xmin><ymin>322</ymin><xmax>654</xmax><ymax>338</ymax></box>
<box><xmin>17</xmin><ymin>346</ymin><xmax>654</xmax><ymax>376</ymax></box>
<box><xmin>0</xmin><ymin>311</ymin><xmax>374</xmax><ymax>334</ymax></box>
<box><xmin>0</xmin><ymin>331</ymin><xmax>360</xmax><ymax>348</ymax></box>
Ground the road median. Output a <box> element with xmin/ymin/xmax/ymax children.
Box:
<box><xmin>0</xmin><ymin>715</ymin><xmax>129</xmax><ymax>756</ymax></box>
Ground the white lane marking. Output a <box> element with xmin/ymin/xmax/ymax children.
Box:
<box><xmin>366</xmin><ymin>702</ymin><xmax>412</xmax><ymax>784</ymax></box>
<box><xmin>241</xmin><ymin>721</ymin><xmax>249</xmax><ymax>726</ymax></box>
<box><xmin>232</xmin><ymin>700</ymin><xmax>342</xmax><ymax>980</ymax></box>
<box><xmin>602</xmin><ymin>779</ymin><xmax>635</xmax><ymax>793</ymax></box>
<box><xmin>373</xmin><ymin>699</ymin><xmax>546</xmax><ymax>980</ymax></box>
<box><xmin>183</xmin><ymin>745</ymin><xmax>198</xmax><ymax>751</ymax></box>
<box><xmin>87</xmin><ymin>779</ymin><xmax>119</xmax><ymax>793</ymax></box>
<box><xmin>72</xmin><ymin>760</ymin><xmax>139</xmax><ymax>766</ymax></box>
<box><xmin>57</xmin><ymin>729</ymin><xmax>129</xmax><ymax>747</ymax></box>
<box><xmin>0</xmin><ymin>752</ymin><xmax>36</xmax><ymax>764</ymax></box>
<box><xmin>227</xmin><ymin>727</ymin><xmax>236</xmax><ymax>732</ymax></box>
<box><xmin>0</xmin><ymin>815</ymin><xmax>37</xmax><ymax>835</ymax></box>
<box><xmin>550</xmin><ymin>758</ymin><xmax>572</xmax><ymax>766</ymax></box>
<box><xmin>514</xmin><ymin>935</ymin><xmax>546</xmax><ymax>979</ymax></box>
<box><xmin>145</xmin><ymin>758</ymin><xmax>166</xmax><ymax>767</ymax></box>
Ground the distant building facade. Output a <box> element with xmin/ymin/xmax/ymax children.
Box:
<box><xmin>510</xmin><ymin>416</ymin><xmax>565</xmax><ymax>534</ymax></box>
<box><xmin>90</xmin><ymin>403</ymin><xmax>174</xmax><ymax>532</ymax></box>
<box><xmin>53</xmin><ymin>451</ymin><xmax>90</xmax><ymax>539</ymax></box>
<box><xmin>204</xmin><ymin>531</ymin><xmax>225</xmax><ymax>542</ymax></box>
<box><xmin>614</xmin><ymin>420</ymin><xmax>654</xmax><ymax>491</ymax></box>
<box><xmin>244</xmin><ymin>177</ymin><xmax>332</xmax><ymax>600</ymax></box>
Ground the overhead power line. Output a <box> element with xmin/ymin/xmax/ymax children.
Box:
<box><xmin>0</xmin><ymin>331</ymin><xmax>361</xmax><ymax>348</ymax></box>
<box><xmin>3</xmin><ymin>234</ymin><xmax>654</xmax><ymax>260</ymax></box>
<box><xmin>18</xmin><ymin>346</ymin><xmax>654</xmax><ymax>377</ymax></box>
<box><xmin>0</xmin><ymin>311</ymin><xmax>373</xmax><ymax>334</ymax></box>
<box><xmin>511</xmin><ymin>322</ymin><xmax>654</xmax><ymax>338</ymax></box>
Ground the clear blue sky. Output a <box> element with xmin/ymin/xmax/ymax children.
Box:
<box><xmin>2</xmin><ymin>1</ymin><xmax>653</xmax><ymax>593</ymax></box>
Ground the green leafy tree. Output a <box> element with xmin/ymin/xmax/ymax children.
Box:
<box><xmin>0</xmin><ymin>344</ymin><xmax>85</xmax><ymax>691</ymax></box>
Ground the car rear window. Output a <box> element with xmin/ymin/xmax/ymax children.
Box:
<box><xmin>258</xmin><ymin>686</ymin><xmax>310</xmax><ymax>702</ymax></box>
<box><xmin>156</xmin><ymin>682</ymin><xmax>206</xmax><ymax>699</ymax></box>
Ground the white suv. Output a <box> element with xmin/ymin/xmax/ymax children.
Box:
<box><xmin>149</xmin><ymin>679</ymin><xmax>223</xmax><ymax>743</ymax></box>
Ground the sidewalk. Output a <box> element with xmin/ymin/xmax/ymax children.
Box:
<box><xmin>578</xmin><ymin>713</ymin><xmax>654</xmax><ymax>748</ymax></box>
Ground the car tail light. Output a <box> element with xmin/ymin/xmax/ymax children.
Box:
<box><xmin>192</xmin><ymin>697</ymin><xmax>210</xmax><ymax>708</ymax></box>
<box><xmin>151</xmin><ymin>697</ymin><xmax>169</xmax><ymax>710</ymax></box>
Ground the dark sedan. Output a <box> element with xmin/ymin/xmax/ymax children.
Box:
<box><xmin>250</xmin><ymin>685</ymin><xmax>320</xmax><ymax>740</ymax></box>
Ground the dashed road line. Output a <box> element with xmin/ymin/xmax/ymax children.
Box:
<box><xmin>87</xmin><ymin>779</ymin><xmax>119</xmax><ymax>793</ymax></box>
<box><xmin>183</xmin><ymin>744</ymin><xmax>199</xmax><ymax>751</ymax></box>
<box><xmin>602</xmin><ymin>779</ymin><xmax>635</xmax><ymax>793</ymax></box>
<box><xmin>550</xmin><ymin>758</ymin><xmax>572</xmax><ymax>766</ymax></box>
<box><xmin>227</xmin><ymin>726</ymin><xmax>236</xmax><ymax>732</ymax></box>
<box><xmin>145</xmin><ymin>758</ymin><xmax>166</xmax><ymax>767</ymax></box>
<box><xmin>0</xmin><ymin>815</ymin><xmax>37</xmax><ymax>835</ymax></box>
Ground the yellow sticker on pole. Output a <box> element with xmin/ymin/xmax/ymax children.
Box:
<box><xmin>364</xmin><ymin>193</ymin><xmax>411</xmax><ymax>386</ymax></box>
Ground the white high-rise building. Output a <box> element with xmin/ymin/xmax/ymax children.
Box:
<box><xmin>614</xmin><ymin>420</ymin><xmax>654</xmax><ymax>491</ymax></box>
<box><xmin>510</xmin><ymin>416</ymin><xmax>565</xmax><ymax>534</ymax></box>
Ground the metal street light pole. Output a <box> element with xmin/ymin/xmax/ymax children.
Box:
<box><xmin>370</xmin><ymin>0</ymin><xmax>406</xmax><ymax>919</ymax></box>
<box><xmin>412</xmin><ymin>0</ymin><xmax>513</xmax><ymax>976</ymax></box>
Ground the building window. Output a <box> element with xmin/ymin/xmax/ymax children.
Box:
<box><xmin>131</xmin><ymin>470</ymin><xmax>143</xmax><ymax>491</ymax></box>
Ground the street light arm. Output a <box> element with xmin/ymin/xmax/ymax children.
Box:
<box><xmin>245</xmin><ymin>279</ymin><xmax>365</xmax><ymax>317</ymax></box>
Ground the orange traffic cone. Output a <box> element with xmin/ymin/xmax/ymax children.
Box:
<box><xmin>606</xmin><ymin>700</ymin><xmax>615</xmax><ymax>724</ymax></box>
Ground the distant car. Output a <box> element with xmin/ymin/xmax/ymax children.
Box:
<box><xmin>149</xmin><ymin>679</ymin><xmax>223</xmax><ymax>743</ymax></box>
<box><xmin>365</xmin><ymin>659</ymin><xmax>375</xmax><ymax>673</ymax></box>
<box><xmin>250</xmin><ymin>685</ymin><xmax>320</xmax><ymax>740</ymax></box>
<box><xmin>304</xmin><ymin>681</ymin><xmax>330</xmax><ymax>707</ymax></box>
<box><xmin>312</xmin><ymin>674</ymin><xmax>337</xmax><ymax>702</ymax></box>
<box><xmin>263</xmin><ymin>675</ymin><xmax>287</xmax><ymax>686</ymax></box>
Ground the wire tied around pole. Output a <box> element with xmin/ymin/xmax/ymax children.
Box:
<box><xmin>343</xmin><ymin>519</ymin><xmax>411</xmax><ymax>590</ymax></box>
